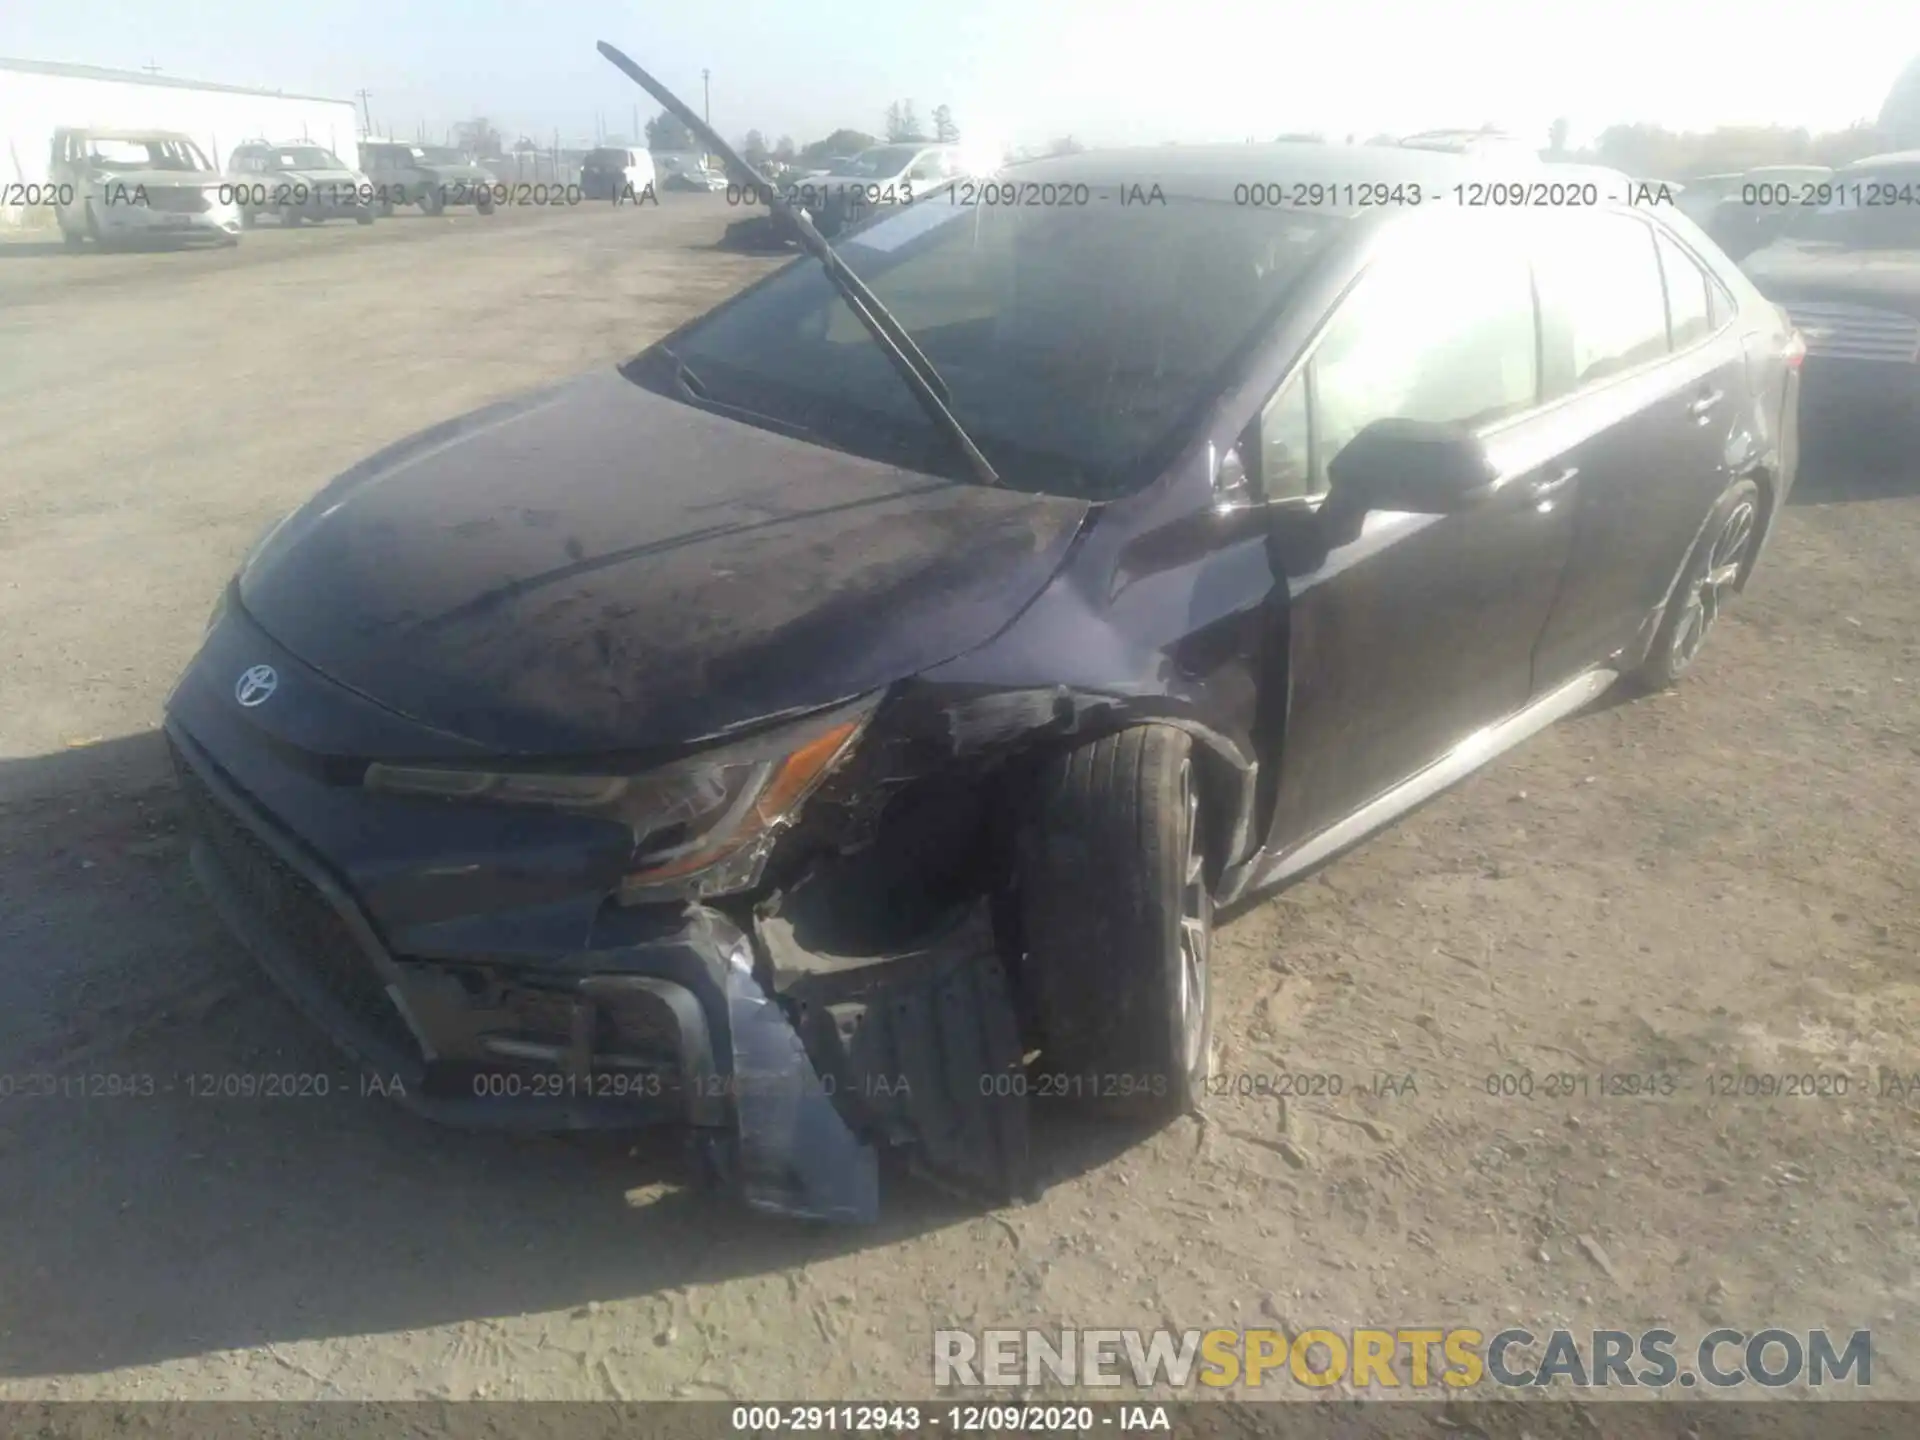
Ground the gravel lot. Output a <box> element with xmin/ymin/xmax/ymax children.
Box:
<box><xmin>1</xmin><ymin>196</ymin><xmax>1916</xmax><ymax>1407</ymax></box>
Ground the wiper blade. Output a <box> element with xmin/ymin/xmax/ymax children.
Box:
<box><xmin>596</xmin><ymin>39</ymin><xmax>1001</xmax><ymax>488</ymax></box>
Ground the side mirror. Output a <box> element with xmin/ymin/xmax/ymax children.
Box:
<box><xmin>1325</xmin><ymin>418</ymin><xmax>1499</xmax><ymax>514</ymax></box>
<box><xmin>1209</xmin><ymin>439</ymin><xmax>1258</xmax><ymax>512</ymax></box>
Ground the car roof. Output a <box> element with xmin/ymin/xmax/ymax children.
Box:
<box><xmin>64</xmin><ymin>127</ymin><xmax>199</xmax><ymax>143</ymax></box>
<box><xmin>1843</xmin><ymin>148</ymin><xmax>1920</xmax><ymax>170</ymax></box>
<box><xmin>1000</xmin><ymin>142</ymin><xmax>1567</xmax><ymax>215</ymax></box>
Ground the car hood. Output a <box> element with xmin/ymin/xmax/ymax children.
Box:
<box><xmin>1743</xmin><ymin>240</ymin><xmax>1920</xmax><ymax>314</ymax></box>
<box><xmin>239</xmin><ymin>369</ymin><xmax>1091</xmax><ymax>755</ymax></box>
<box><xmin>271</xmin><ymin>166</ymin><xmax>361</xmax><ymax>186</ymax></box>
<box><xmin>85</xmin><ymin>168</ymin><xmax>218</xmax><ymax>190</ymax></box>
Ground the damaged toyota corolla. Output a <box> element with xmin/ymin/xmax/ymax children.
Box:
<box><xmin>165</xmin><ymin>43</ymin><xmax>1800</xmax><ymax>1223</ymax></box>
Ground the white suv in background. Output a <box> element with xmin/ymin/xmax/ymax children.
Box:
<box><xmin>50</xmin><ymin>128</ymin><xmax>242</xmax><ymax>247</ymax></box>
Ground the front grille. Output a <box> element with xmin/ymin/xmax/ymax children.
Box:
<box><xmin>173</xmin><ymin>746</ymin><xmax>419</xmax><ymax>1058</ymax></box>
<box><xmin>144</xmin><ymin>186</ymin><xmax>212</xmax><ymax>214</ymax></box>
<box><xmin>1784</xmin><ymin>301</ymin><xmax>1920</xmax><ymax>364</ymax></box>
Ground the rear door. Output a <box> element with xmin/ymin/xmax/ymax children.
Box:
<box><xmin>1528</xmin><ymin>210</ymin><xmax>1751</xmax><ymax>689</ymax></box>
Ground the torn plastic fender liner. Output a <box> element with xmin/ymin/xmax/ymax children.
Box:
<box><xmin>757</xmin><ymin>896</ymin><xmax>1035</xmax><ymax>1208</ymax></box>
<box><xmin>721</xmin><ymin>931</ymin><xmax>882</xmax><ymax>1223</ymax></box>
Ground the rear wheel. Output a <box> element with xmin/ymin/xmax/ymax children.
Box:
<box><xmin>1637</xmin><ymin>477</ymin><xmax>1760</xmax><ymax>689</ymax></box>
<box><xmin>1015</xmin><ymin>726</ymin><xmax>1213</xmax><ymax>1121</ymax></box>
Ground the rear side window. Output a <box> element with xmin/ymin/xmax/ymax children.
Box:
<box><xmin>1655</xmin><ymin>231</ymin><xmax>1715</xmax><ymax>349</ymax></box>
<box><xmin>1306</xmin><ymin>225</ymin><xmax>1540</xmax><ymax>488</ymax></box>
<box><xmin>1536</xmin><ymin>212</ymin><xmax>1671</xmax><ymax>395</ymax></box>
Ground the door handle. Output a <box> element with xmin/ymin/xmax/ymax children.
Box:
<box><xmin>1688</xmin><ymin>388</ymin><xmax>1724</xmax><ymax>420</ymax></box>
<box><xmin>1527</xmin><ymin>465</ymin><xmax>1579</xmax><ymax>501</ymax></box>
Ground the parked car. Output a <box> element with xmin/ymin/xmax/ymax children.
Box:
<box><xmin>359</xmin><ymin>141</ymin><xmax>498</xmax><ymax>216</ymax></box>
<box><xmin>673</xmin><ymin>164</ymin><xmax>732</xmax><ymax>191</ymax></box>
<box><xmin>226</xmin><ymin>141</ymin><xmax>374</xmax><ymax>226</ymax></box>
<box><xmin>1697</xmin><ymin>165</ymin><xmax>1836</xmax><ymax>261</ymax></box>
<box><xmin>1741</xmin><ymin>150</ymin><xmax>1920</xmax><ymax>426</ymax></box>
<box><xmin>1675</xmin><ymin>172</ymin><xmax>1744</xmax><ymax>229</ymax></box>
<box><xmin>580</xmin><ymin>146</ymin><xmax>657</xmax><ymax>200</ymax></box>
<box><xmin>49</xmin><ymin>127</ymin><xmax>242</xmax><ymax>246</ymax></box>
<box><xmin>1395</xmin><ymin>129</ymin><xmax>1540</xmax><ymax>161</ymax></box>
<box><xmin>790</xmin><ymin>142</ymin><xmax>973</xmax><ymax>236</ymax></box>
<box><xmin>166</xmin><ymin>139</ymin><xmax>1801</xmax><ymax>1222</ymax></box>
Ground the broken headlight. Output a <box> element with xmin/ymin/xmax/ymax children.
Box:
<box><xmin>363</xmin><ymin>695</ymin><xmax>876</xmax><ymax>901</ymax></box>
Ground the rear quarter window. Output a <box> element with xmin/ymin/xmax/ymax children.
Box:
<box><xmin>1655</xmin><ymin>231</ymin><xmax>1717</xmax><ymax>349</ymax></box>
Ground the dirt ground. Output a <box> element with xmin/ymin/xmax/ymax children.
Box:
<box><xmin>0</xmin><ymin>196</ymin><xmax>1916</xmax><ymax>1405</ymax></box>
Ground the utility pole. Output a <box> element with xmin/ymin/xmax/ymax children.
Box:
<box><xmin>141</xmin><ymin>60</ymin><xmax>160</xmax><ymax>75</ymax></box>
<box><xmin>355</xmin><ymin>89</ymin><xmax>373</xmax><ymax>135</ymax></box>
<box><xmin>702</xmin><ymin>69</ymin><xmax>711</xmax><ymax>126</ymax></box>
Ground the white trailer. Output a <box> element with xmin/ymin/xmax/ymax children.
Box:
<box><xmin>1</xmin><ymin>57</ymin><xmax>362</xmax><ymax>230</ymax></box>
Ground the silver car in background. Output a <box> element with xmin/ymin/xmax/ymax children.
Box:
<box><xmin>50</xmin><ymin>128</ymin><xmax>242</xmax><ymax>246</ymax></box>
<box><xmin>226</xmin><ymin>141</ymin><xmax>375</xmax><ymax>227</ymax></box>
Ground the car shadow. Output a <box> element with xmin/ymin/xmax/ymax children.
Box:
<box><xmin>0</xmin><ymin>238</ymin><xmax>81</xmax><ymax>258</ymax></box>
<box><xmin>0</xmin><ymin>728</ymin><xmax>1147</xmax><ymax>1380</ymax></box>
<box><xmin>1791</xmin><ymin>414</ymin><xmax>1920</xmax><ymax>504</ymax></box>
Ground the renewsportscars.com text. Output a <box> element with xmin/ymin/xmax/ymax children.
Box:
<box><xmin>933</xmin><ymin>1327</ymin><xmax>1873</xmax><ymax>1390</ymax></box>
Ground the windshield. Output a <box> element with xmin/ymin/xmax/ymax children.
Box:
<box><xmin>636</xmin><ymin>196</ymin><xmax>1344</xmax><ymax>499</ymax></box>
<box><xmin>585</xmin><ymin>149</ymin><xmax>631</xmax><ymax>166</ymax></box>
<box><xmin>837</xmin><ymin>146</ymin><xmax>925</xmax><ymax>178</ymax></box>
<box><xmin>83</xmin><ymin>137</ymin><xmax>210</xmax><ymax>172</ymax></box>
<box><xmin>1778</xmin><ymin>165</ymin><xmax>1920</xmax><ymax>246</ymax></box>
<box><xmin>270</xmin><ymin>147</ymin><xmax>341</xmax><ymax>170</ymax></box>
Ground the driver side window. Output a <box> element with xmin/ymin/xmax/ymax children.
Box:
<box><xmin>1251</xmin><ymin>229</ymin><xmax>1539</xmax><ymax>502</ymax></box>
<box><xmin>1307</xmin><ymin>234</ymin><xmax>1540</xmax><ymax>490</ymax></box>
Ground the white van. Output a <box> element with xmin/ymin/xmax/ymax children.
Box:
<box><xmin>580</xmin><ymin>147</ymin><xmax>656</xmax><ymax>200</ymax></box>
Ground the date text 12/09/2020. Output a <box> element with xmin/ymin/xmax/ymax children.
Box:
<box><xmin>722</xmin><ymin>178</ymin><xmax>1681</xmax><ymax>213</ymax></box>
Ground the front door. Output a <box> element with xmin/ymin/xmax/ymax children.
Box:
<box><xmin>1528</xmin><ymin>211</ymin><xmax>1752</xmax><ymax>689</ymax></box>
<box><xmin>1254</xmin><ymin>217</ymin><xmax>1579</xmax><ymax>853</ymax></box>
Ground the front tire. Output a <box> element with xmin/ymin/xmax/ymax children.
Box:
<box><xmin>1637</xmin><ymin>477</ymin><xmax>1761</xmax><ymax>690</ymax></box>
<box><xmin>1016</xmin><ymin>726</ymin><xmax>1214</xmax><ymax>1120</ymax></box>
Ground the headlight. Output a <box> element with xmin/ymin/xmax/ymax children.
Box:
<box><xmin>363</xmin><ymin>695</ymin><xmax>876</xmax><ymax>901</ymax></box>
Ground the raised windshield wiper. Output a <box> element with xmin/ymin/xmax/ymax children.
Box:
<box><xmin>596</xmin><ymin>39</ymin><xmax>1002</xmax><ymax>488</ymax></box>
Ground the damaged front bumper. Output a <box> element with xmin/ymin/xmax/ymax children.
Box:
<box><xmin>169</xmin><ymin>724</ymin><xmax>1030</xmax><ymax>1223</ymax></box>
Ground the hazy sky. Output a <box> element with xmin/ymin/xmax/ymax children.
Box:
<box><xmin>4</xmin><ymin>0</ymin><xmax>1914</xmax><ymax>153</ymax></box>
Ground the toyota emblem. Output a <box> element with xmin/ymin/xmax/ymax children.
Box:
<box><xmin>235</xmin><ymin>664</ymin><xmax>278</xmax><ymax>708</ymax></box>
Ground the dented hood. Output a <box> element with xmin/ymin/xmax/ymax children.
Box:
<box><xmin>239</xmin><ymin>370</ymin><xmax>1090</xmax><ymax>755</ymax></box>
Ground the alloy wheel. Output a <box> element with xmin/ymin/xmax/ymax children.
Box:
<box><xmin>1671</xmin><ymin>499</ymin><xmax>1756</xmax><ymax>673</ymax></box>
